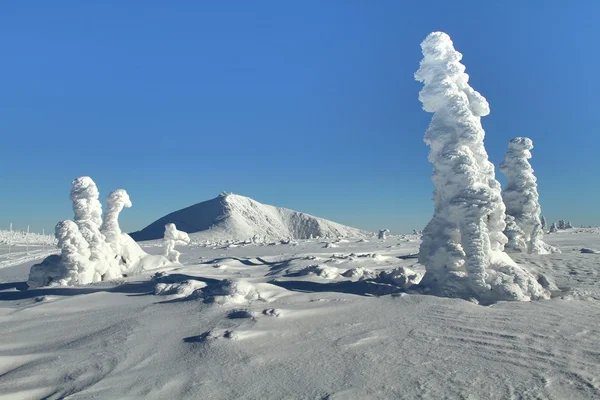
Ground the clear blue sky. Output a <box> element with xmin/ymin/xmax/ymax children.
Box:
<box><xmin>1</xmin><ymin>1</ymin><xmax>598</xmax><ymax>234</ymax></box>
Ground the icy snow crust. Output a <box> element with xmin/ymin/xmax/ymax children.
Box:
<box><xmin>130</xmin><ymin>193</ymin><xmax>370</xmax><ymax>242</ymax></box>
<box><xmin>415</xmin><ymin>32</ymin><xmax>549</xmax><ymax>303</ymax></box>
<box><xmin>1</xmin><ymin>230</ymin><xmax>600</xmax><ymax>399</ymax></box>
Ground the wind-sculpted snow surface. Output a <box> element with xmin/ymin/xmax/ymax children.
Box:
<box><xmin>28</xmin><ymin>177</ymin><xmax>167</xmax><ymax>287</ymax></box>
<box><xmin>415</xmin><ymin>32</ymin><xmax>549</xmax><ymax>302</ymax></box>
<box><xmin>500</xmin><ymin>137</ymin><xmax>559</xmax><ymax>254</ymax></box>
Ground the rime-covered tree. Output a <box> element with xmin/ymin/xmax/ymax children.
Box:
<box><xmin>540</xmin><ymin>215</ymin><xmax>547</xmax><ymax>230</ymax></box>
<box><xmin>499</xmin><ymin>138</ymin><xmax>559</xmax><ymax>254</ymax></box>
<box><xmin>102</xmin><ymin>189</ymin><xmax>132</xmax><ymax>254</ymax></box>
<box><xmin>71</xmin><ymin>176</ymin><xmax>115</xmax><ymax>279</ymax></box>
<box><xmin>549</xmin><ymin>222</ymin><xmax>558</xmax><ymax>233</ymax></box>
<box><xmin>415</xmin><ymin>32</ymin><xmax>549</xmax><ymax>302</ymax></box>
<box><xmin>164</xmin><ymin>223</ymin><xmax>191</xmax><ymax>263</ymax></box>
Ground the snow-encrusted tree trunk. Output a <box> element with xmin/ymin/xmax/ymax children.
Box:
<box><xmin>164</xmin><ymin>223</ymin><xmax>190</xmax><ymax>263</ymax></box>
<box><xmin>415</xmin><ymin>32</ymin><xmax>549</xmax><ymax>302</ymax></box>
<box><xmin>541</xmin><ymin>215</ymin><xmax>547</xmax><ymax>230</ymax></box>
<box><xmin>499</xmin><ymin>137</ymin><xmax>559</xmax><ymax>254</ymax></box>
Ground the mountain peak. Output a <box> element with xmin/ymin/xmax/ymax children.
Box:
<box><xmin>130</xmin><ymin>194</ymin><xmax>369</xmax><ymax>242</ymax></box>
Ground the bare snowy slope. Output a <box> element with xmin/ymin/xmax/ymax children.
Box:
<box><xmin>130</xmin><ymin>193</ymin><xmax>370</xmax><ymax>242</ymax></box>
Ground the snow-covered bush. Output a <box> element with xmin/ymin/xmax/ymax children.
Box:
<box><xmin>415</xmin><ymin>32</ymin><xmax>549</xmax><ymax>302</ymax></box>
<box><xmin>378</xmin><ymin>229</ymin><xmax>390</xmax><ymax>240</ymax></box>
<box><xmin>164</xmin><ymin>223</ymin><xmax>191</xmax><ymax>263</ymax></box>
<box><xmin>28</xmin><ymin>177</ymin><xmax>164</xmax><ymax>287</ymax></box>
<box><xmin>499</xmin><ymin>137</ymin><xmax>559</xmax><ymax>254</ymax></box>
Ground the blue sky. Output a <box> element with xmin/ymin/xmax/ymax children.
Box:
<box><xmin>1</xmin><ymin>1</ymin><xmax>598</xmax><ymax>234</ymax></box>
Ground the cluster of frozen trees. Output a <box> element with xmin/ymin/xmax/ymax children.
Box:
<box><xmin>28</xmin><ymin>177</ymin><xmax>173</xmax><ymax>287</ymax></box>
<box><xmin>547</xmin><ymin>220</ymin><xmax>573</xmax><ymax>233</ymax></box>
<box><xmin>415</xmin><ymin>32</ymin><xmax>550</xmax><ymax>303</ymax></box>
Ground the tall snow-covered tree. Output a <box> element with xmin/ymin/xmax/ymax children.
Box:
<box><xmin>415</xmin><ymin>32</ymin><xmax>549</xmax><ymax>302</ymax></box>
<box><xmin>499</xmin><ymin>137</ymin><xmax>559</xmax><ymax>254</ymax></box>
<box><xmin>70</xmin><ymin>176</ymin><xmax>114</xmax><ymax>278</ymax></box>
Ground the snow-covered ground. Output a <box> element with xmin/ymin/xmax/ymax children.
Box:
<box><xmin>0</xmin><ymin>229</ymin><xmax>599</xmax><ymax>399</ymax></box>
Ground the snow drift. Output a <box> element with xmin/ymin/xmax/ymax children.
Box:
<box><xmin>130</xmin><ymin>193</ymin><xmax>370</xmax><ymax>242</ymax></box>
<box><xmin>415</xmin><ymin>32</ymin><xmax>549</xmax><ymax>303</ymax></box>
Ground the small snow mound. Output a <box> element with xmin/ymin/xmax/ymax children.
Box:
<box><xmin>154</xmin><ymin>280</ymin><xmax>207</xmax><ymax>300</ymax></box>
<box><xmin>324</xmin><ymin>242</ymin><xmax>338</xmax><ymax>248</ymax></box>
<box><xmin>204</xmin><ymin>279</ymin><xmax>261</xmax><ymax>305</ymax></box>
<box><xmin>342</xmin><ymin>267</ymin><xmax>377</xmax><ymax>280</ymax></box>
<box><xmin>376</xmin><ymin>267</ymin><xmax>423</xmax><ymax>289</ymax></box>
<box><xmin>291</xmin><ymin>264</ymin><xmax>341</xmax><ymax>279</ymax></box>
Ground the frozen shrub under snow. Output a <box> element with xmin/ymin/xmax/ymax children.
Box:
<box><xmin>164</xmin><ymin>223</ymin><xmax>191</xmax><ymax>263</ymax></box>
<box><xmin>499</xmin><ymin>137</ymin><xmax>559</xmax><ymax>254</ymax></box>
<box><xmin>28</xmin><ymin>177</ymin><xmax>168</xmax><ymax>287</ymax></box>
<box><xmin>415</xmin><ymin>32</ymin><xmax>549</xmax><ymax>302</ymax></box>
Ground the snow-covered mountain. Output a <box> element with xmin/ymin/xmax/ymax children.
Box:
<box><xmin>130</xmin><ymin>193</ymin><xmax>371</xmax><ymax>242</ymax></box>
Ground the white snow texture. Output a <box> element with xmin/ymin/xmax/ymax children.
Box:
<box><xmin>415</xmin><ymin>32</ymin><xmax>549</xmax><ymax>303</ymax></box>
<box><xmin>500</xmin><ymin>137</ymin><xmax>559</xmax><ymax>254</ymax></box>
<box><xmin>28</xmin><ymin>177</ymin><xmax>164</xmax><ymax>287</ymax></box>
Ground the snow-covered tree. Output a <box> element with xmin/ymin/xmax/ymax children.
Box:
<box><xmin>499</xmin><ymin>137</ymin><xmax>558</xmax><ymax>254</ymax></box>
<box><xmin>540</xmin><ymin>215</ymin><xmax>547</xmax><ymax>230</ymax></box>
<box><xmin>164</xmin><ymin>223</ymin><xmax>191</xmax><ymax>263</ymax></box>
<box><xmin>549</xmin><ymin>222</ymin><xmax>558</xmax><ymax>233</ymax></box>
<box><xmin>415</xmin><ymin>32</ymin><xmax>549</xmax><ymax>302</ymax></box>
<box><xmin>70</xmin><ymin>176</ymin><xmax>115</xmax><ymax>279</ymax></box>
<box><xmin>566</xmin><ymin>221</ymin><xmax>573</xmax><ymax>229</ymax></box>
<box><xmin>378</xmin><ymin>229</ymin><xmax>390</xmax><ymax>240</ymax></box>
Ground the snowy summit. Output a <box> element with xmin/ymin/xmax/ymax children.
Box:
<box><xmin>130</xmin><ymin>193</ymin><xmax>370</xmax><ymax>242</ymax></box>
